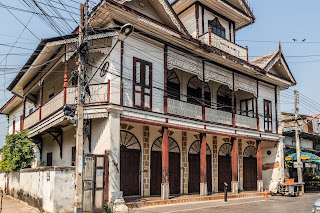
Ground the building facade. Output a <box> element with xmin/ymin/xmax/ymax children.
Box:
<box><xmin>0</xmin><ymin>0</ymin><xmax>296</xmax><ymax>211</ymax></box>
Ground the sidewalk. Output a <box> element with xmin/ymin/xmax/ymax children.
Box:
<box><xmin>0</xmin><ymin>195</ymin><xmax>39</xmax><ymax>213</ymax></box>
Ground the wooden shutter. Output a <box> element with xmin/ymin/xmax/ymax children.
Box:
<box><xmin>264</xmin><ymin>100</ymin><xmax>272</xmax><ymax>132</ymax></box>
<box><xmin>47</xmin><ymin>152</ymin><xmax>53</xmax><ymax>166</ymax></box>
<box><xmin>72</xmin><ymin>146</ymin><xmax>76</xmax><ymax>166</ymax></box>
<box><xmin>133</xmin><ymin>57</ymin><xmax>152</xmax><ymax>110</ymax></box>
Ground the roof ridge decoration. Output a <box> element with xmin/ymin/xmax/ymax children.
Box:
<box><xmin>113</xmin><ymin>0</ymin><xmax>189</xmax><ymax>35</ymax></box>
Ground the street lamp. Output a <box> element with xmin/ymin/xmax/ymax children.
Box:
<box><xmin>85</xmin><ymin>23</ymin><xmax>134</xmax><ymax>86</ymax></box>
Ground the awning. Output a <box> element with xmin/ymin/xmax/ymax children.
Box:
<box><xmin>285</xmin><ymin>152</ymin><xmax>320</xmax><ymax>161</ymax></box>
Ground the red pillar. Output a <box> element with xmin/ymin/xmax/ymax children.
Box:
<box><xmin>63</xmin><ymin>54</ymin><xmax>68</xmax><ymax>105</ymax></box>
<box><xmin>200</xmin><ymin>133</ymin><xmax>207</xmax><ymax>184</ymax></box>
<box><xmin>162</xmin><ymin>127</ymin><xmax>169</xmax><ymax>199</ymax></box>
<box><xmin>257</xmin><ymin>140</ymin><xmax>262</xmax><ymax>181</ymax></box>
<box><xmin>39</xmin><ymin>82</ymin><xmax>43</xmax><ymax>121</ymax></box>
<box><xmin>231</xmin><ymin>137</ymin><xmax>238</xmax><ymax>182</ymax></box>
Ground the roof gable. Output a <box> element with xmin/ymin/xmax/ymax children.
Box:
<box><xmin>249</xmin><ymin>48</ymin><xmax>296</xmax><ymax>85</ymax></box>
<box><xmin>111</xmin><ymin>0</ymin><xmax>190</xmax><ymax>36</ymax></box>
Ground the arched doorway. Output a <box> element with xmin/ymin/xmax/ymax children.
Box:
<box><xmin>217</xmin><ymin>85</ymin><xmax>233</xmax><ymax>112</ymax></box>
<box><xmin>188</xmin><ymin>140</ymin><xmax>212</xmax><ymax>193</ymax></box>
<box><xmin>218</xmin><ymin>143</ymin><xmax>232</xmax><ymax>191</ymax></box>
<box><xmin>150</xmin><ymin>137</ymin><xmax>181</xmax><ymax>195</ymax></box>
<box><xmin>243</xmin><ymin>146</ymin><xmax>257</xmax><ymax>190</ymax></box>
<box><xmin>187</xmin><ymin>76</ymin><xmax>211</xmax><ymax>105</ymax></box>
<box><xmin>120</xmin><ymin>130</ymin><xmax>141</xmax><ymax>196</ymax></box>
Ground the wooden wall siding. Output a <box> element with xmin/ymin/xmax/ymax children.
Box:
<box><xmin>182</xmin><ymin>131</ymin><xmax>188</xmax><ymax>194</ymax></box>
<box><xmin>178</xmin><ymin>5</ymin><xmax>197</xmax><ymax>37</ymax></box>
<box><xmin>212</xmin><ymin>136</ymin><xmax>218</xmax><ymax>192</ymax></box>
<box><xmin>143</xmin><ymin>126</ymin><xmax>150</xmax><ymax>196</ymax></box>
<box><xmin>122</xmin><ymin>36</ymin><xmax>164</xmax><ymax>113</ymax></box>
<box><xmin>258</xmin><ymin>82</ymin><xmax>277</xmax><ymax>133</ymax></box>
<box><xmin>238</xmin><ymin>139</ymin><xmax>243</xmax><ymax>191</ymax></box>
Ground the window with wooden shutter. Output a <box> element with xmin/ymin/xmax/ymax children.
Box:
<box><xmin>20</xmin><ymin>115</ymin><xmax>24</xmax><ymax>132</ymax></box>
<box><xmin>133</xmin><ymin>57</ymin><xmax>152</xmax><ymax>110</ymax></box>
<box><xmin>71</xmin><ymin>146</ymin><xmax>76</xmax><ymax>166</ymax></box>
<box><xmin>47</xmin><ymin>152</ymin><xmax>53</xmax><ymax>166</ymax></box>
<box><xmin>264</xmin><ymin>100</ymin><xmax>272</xmax><ymax>132</ymax></box>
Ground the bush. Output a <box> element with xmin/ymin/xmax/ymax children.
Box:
<box><xmin>0</xmin><ymin>130</ymin><xmax>35</xmax><ymax>171</ymax></box>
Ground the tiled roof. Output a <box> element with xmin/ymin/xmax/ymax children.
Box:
<box><xmin>249</xmin><ymin>51</ymin><xmax>279</xmax><ymax>70</ymax></box>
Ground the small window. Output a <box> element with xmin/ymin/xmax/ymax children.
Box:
<box><xmin>240</xmin><ymin>98</ymin><xmax>255</xmax><ymax>118</ymax></box>
<box><xmin>133</xmin><ymin>57</ymin><xmax>152</xmax><ymax>110</ymax></box>
<box><xmin>264</xmin><ymin>100</ymin><xmax>272</xmax><ymax>132</ymax></box>
<box><xmin>47</xmin><ymin>152</ymin><xmax>53</xmax><ymax>166</ymax></box>
<box><xmin>209</xmin><ymin>18</ymin><xmax>226</xmax><ymax>39</ymax></box>
<box><xmin>71</xmin><ymin>146</ymin><xmax>76</xmax><ymax>166</ymax></box>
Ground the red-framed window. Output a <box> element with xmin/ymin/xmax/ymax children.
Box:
<box><xmin>264</xmin><ymin>100</ymin><xmax>272</xmax><ymax>132</ymax></box>
<box><xmin>12</xmin><ymin>120</ymin><xmax>15</xmax><ymax>134</ymax></box>
<box><xmin>133</xmin><ymin>57</ymin><xmax>152</xmax><ymax>110</ymax></box>
<box><xmin>209</xmin><ymin>18</ymin><xmax>226</xmax><ymax>38</ymax></box>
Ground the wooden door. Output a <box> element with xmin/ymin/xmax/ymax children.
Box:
<box><xmin>169</xmin><ymin>152</ymin><xmax>181</xmax><ymax>194</ymax></box>
<box><xmin>218</xmin><ymin>156</ymin><xmax>232</xmax><ymax>191</ymax></box>
<box><xmin>120</xmin><ymin>146</ymin><xmax>140</xmax><ymax>196</ymax></box>
<box><xmin>243</xmin><ymin>157</ymin><xmax>257</xmax><ymax>190</ymax></box>
<box><xmin>207</xmin><ymin>155</ymin><xmax>212</xmax><ymax>193</ymax></box>
<box><xmin>188</xmin><ymin>153</ymin><xmax>200</xmax><ymax>193</ymax></box>
<box><xmin>150</xmin><ymin>151</ymin><xmax>162</xmax><ymax>195</ymax></box>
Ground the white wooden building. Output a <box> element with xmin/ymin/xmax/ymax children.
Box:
<box><xmin>0</xmin><ymin>0</ymin><xmax>296</xmax><ymax>211</ymax></box>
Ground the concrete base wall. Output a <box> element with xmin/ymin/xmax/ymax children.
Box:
<box><xmin>0</xmin><ymin>167</ymin><xmax>75</xmax><ymax>213</ymax></box>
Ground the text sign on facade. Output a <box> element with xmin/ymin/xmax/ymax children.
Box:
<box><xmin>293</xmin><ymin>162</ymin><xmax>303</xmax><ymax>168</ymax></box>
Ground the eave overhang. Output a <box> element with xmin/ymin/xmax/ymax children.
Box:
<box><xmin>172</xmin><ymin>0</ymin><xmax>255</xmax><ymax>30</ymax></box>
<box><xmin>0</xmin><ymin>96</ymin><xmax>22</xmax><ymax>115</ymax></box>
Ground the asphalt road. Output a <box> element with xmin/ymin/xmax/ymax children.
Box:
<box><xmin>130</xmin><ymin>192</ymin><xmax>320</xmax><ymax>213</ymax></box>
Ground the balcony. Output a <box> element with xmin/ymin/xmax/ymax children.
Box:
<box><xmin>199</xmin><ymin>32</ymin><xmax>247</xmax><ymax>60</ymax></box>
<box><xmin>167</xmin><ymin>98</ymin><xmax>258</xmax><ymax>130</ymax></box>
<box><xmin>23</xmin><ymin>83</ymin><xmax>110</xmax><ymax>130</ymax></box>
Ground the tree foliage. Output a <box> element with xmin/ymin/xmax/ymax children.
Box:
<box><xmin>0</xmin><ymin>130</ymin><xmax>35</xmax><ymax>171</ymax></box>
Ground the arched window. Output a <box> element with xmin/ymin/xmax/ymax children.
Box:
<box><xmin>217</xmin><ymin>85</ymin><xmax>233</xmax><ymax>112</ymax></box>
<box><xmin>209</xmin><ymin>18</ymin><xmax>225</xmax><ymax>39</ymax></box>
<box><xmin>166</xmin><ymin>70</ymin><xmax>180</xmax><ymax>100</ymax></box>
<box><xmin>187</xmin><ymin>76</ymin><xmax>211</xmax><ymax>105</ymax></box>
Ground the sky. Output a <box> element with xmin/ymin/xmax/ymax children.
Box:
<box><xmin>0</xmin><ymin>0</ymin><xmax>320</xmax><ymax>147</ymax></box>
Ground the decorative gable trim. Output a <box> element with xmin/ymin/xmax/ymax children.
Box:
<box><xmin>112</xmin><ymin>0</ymin><xmax>190</xmax><ymax>36</ymax></box>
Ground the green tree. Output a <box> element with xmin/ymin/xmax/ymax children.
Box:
<box><xmin>0</xmin><ymin>130</ymin><xmax>35</xmax><ymax>171</ymax></box>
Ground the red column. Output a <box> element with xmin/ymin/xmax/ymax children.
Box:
<box><xmin>161</xmin><ymin>127</ymin><xmax>169</xmax><ymax>199</ymax></box>
<box><xmin>257</xmin><ymin>140</ymin><xmax>262</xmax><ymax>181</ymax></box>
<box><xmin>231</xmin><ymin>137</ymin><xmax>238</xmax><ymax>182</ymax></box>
<box><xmin>162</xmin><ymin>127</ymin><xmax>169</xmax><ymax>185</ymax></box>
<box><xmin>39</xmin><ymin>82</ymin><xmax>43</xmax><ymax>121</ymax></box>
<box><xmin>200</xmin><ymin>133</ymin><xmax>207</xmax><ymax>184</ymax></box>
<box><xmin>63</xmin><ymin>55</ymin><xmax>68</xmax><ymax>104</ymax></box>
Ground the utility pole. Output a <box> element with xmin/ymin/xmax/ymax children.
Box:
<box><xmin>294</xmin><ymin>90</ymin><xmax>303</xmax><ymax>183</ymax></box>
<box><xmin>74</xmin><ymin>1</ymin><xmax>88</xmax><ymax>212</ymax></box>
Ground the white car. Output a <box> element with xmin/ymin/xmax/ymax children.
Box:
<box><xmin>313</xmin><ymin>198</ymin><xmax>320</xmax><ymax>213</ymax></box>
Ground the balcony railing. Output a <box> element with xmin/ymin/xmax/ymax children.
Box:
<box><xmin>167</xmin><ymin>98</ymin><xmax>258</xmax><ymax>130</ymax></box>
<box><xmin>167</xmin><ymin>98</ymin><xmax>202</xmax><ymax>120</ymax></box>
<box><xmin>205</xmin><ymin>107</ymin><xmax>232</xmax><ymax>125</ymax></box>
<box><xmin>24</xmin><ymin>109</ymin><xmax>40</xmax><ymax>130</ymax></box>
<box><xmin>23</xmin><ymin>83</ymin><xmax>109</xmax><ymax>130</ymax></box>
<box><xmin>235</xmin><ymin>114</ymin><xmax>257</xmax><ymax>129</ymax></box>
<box><xmin>199</xmin><ymin>32</ymin><xmax>247</xmax><ymax>60</ymax></box>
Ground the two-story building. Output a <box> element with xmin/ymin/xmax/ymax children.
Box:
<box><xmin>0</xmin><ymin>0</ymin><xmax>296</xmax><ymax>211</ymax></box>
